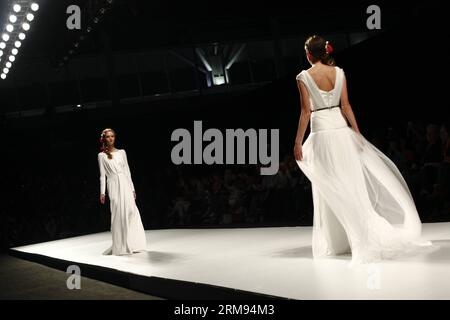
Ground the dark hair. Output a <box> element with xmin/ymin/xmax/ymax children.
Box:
<box><xmin>304</xmin><ymin>34</ymin><xmax>335</xmax><ymax>66</ymax></box>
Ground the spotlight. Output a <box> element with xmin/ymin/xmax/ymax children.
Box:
<box><xmin>13</xmin><ymin>4</ymin><xmax>21</xmax><ymax>12</ymax></box>
<box><xmin>6</xmin><ymin>62</ymin><xmax>11</xmax><ymax>68</ymax></box>
<box><xmin>26</xmin><ymin>13</ymin><xmax>34</xmax><ymax>22</ymax></box>
<box><xmin>18</xmin><ymin>33</ymin><xmax>26</xmax><ymax>40</ymax></box>
<box><xmin>3</xmin><ymin>68</ymin><xmax>9</xmax><ymax>74</ymax></box>
<box><xmin>15</xmin><ymin>41</ymin><xmax>21</xmax><ymax>48</ymax></box>
<box><xmin>9</xmin><ymin>15</ymin><xmax>17</xmax><ymax>23</ymax></box>
<box><xmin>9</xmin><ymin>55</ymin><xmax>15</xmax><ymax>62</ymax></box>
<box><xmin>1</xmin><ymin>73</ymin><xmax>6</xmax><ymax>79</ymax></box>
<box><xmin>2</xmin><ymin>34</ymin><xmax>10</xmax><ymax>42</ymax></box>
<box><xmin>31</xmin><ymin>3</ymin><xmax>39</xmax><ymax>11</ymax></box>
<box><xmin>22</xmin><ymin>23</ymin><xmax>30</xmax><ymax>31</ymax></box>
<box><xmin>12</xmin><ymin>48</ymin><xmax>18</xmax><ymax>55</ymax></box>
<box><xmin>0</xmin><ymin>42</ymin><xmax>5</xmax><ymax>49</ymax></box>
<box><xmin>0</xmin><ymin>50</ymin><xmax>2</xmax><ymax>57</ymax></box>
<box><xmin>6</xmin><ymin>24</ymin><xmax>14</xmax><ymax>32</ymax></box>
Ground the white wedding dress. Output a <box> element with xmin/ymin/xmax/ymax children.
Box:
<box><xmin>295</xmin><ymin>66</ymin><xmax>434</xmax><ymax>267</ymax></box>
<box><xmin>98</xmin><ymin>149</ymin><xmax>147</xmax><ymax>255</ymax></box>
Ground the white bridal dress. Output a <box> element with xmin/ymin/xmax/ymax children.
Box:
<box><xmin>295</xmin><ymin>66</ymin><xmax>434</xmax><ymax>267</ymax></box>
<box><xmin>98</xmin><ymin>149</ymin><xmax>147</xmax><ymax>255</ymax></box>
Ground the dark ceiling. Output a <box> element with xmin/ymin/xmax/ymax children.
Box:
<box><xmin>0</xmin><ymin>0</ymin><xmax>437</xmax><ymax>65</ymax></box>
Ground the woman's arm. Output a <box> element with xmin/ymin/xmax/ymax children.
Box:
<box><xmin>340</xmin><ymin>72</ymin><xmax>360</xmax><ymax>134</ymax></box>
<box><xmin>98</xmin><ymin>153</ymin><xmax>106</xmax><ymax>203</ymax></box>
<box><xmin>294</xmin><ymin>77</ymin><xmax>311</xmax><ymax>160</ymax></box>
<box><xmin>122</xmin><ymin>149</ymin><xmax>135</xmax><ymax>192</ymax></box>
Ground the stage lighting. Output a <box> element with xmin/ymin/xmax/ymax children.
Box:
<box><xmin>0</xmin><ymin>42</ymin><xmax>6</xmax><ymax>49</ymax></box>
<box><xmin>0</xmin><ymin>50</ymin><xmax>2</xmax><ymax>57</ymax></box>
<box><xmin>15</xmin><ymin>41</ymin><xmax>21</xmax><ymax>48</ymax></box>
<box><xmin>22</xmin><ymin>23</ymin><xmax>30</xmax><ymax>31</ymax></box>
<box><xmin>6</xmin><ymin>24</ymin><xmax>14</xmax><ymax>32</ymax></box>
<box><xmin>3</xmin><ymin>68</ymin><xmax>9</xmax><ymax>74</ymax></box>
<box><xmin>18</xmin><ymin>33</ymin><xmax>25</xmax><ymax>40</ymax></box>
<box><xmin>9</xmin><ymin>55</ymin><xmax>15</xmax><ymax>62</ymax></box>
<box><xmin>13</xmin><ymin>4</ymin><xmax>21</xmax><ymax>12</ymax></box>
<box><xmin>1</xmin><ymin>73</ymin><xmax>6</xmax><ymax>79</ymax></box>
<box><xmin>31</xmin><ymin>3</ymin><xmax>39</xmax><ymax>11</ymax></box>
<box><xmin>9</xmin><ymin>15</ymin><xmax>17</xmax><ymax>23</ymax></box>
<box><xmin>26</xmin><ymin>13</ymin><xmax>34</xmax><ymax>22</ymax></box>
<box><xmin>6</xmin><ymin>62</ymin><xmax>11</xmax><ymax>68</ymax></box>
<box><xmin>12</xmin><ymin>48</ymin><xmax>18</xmax><ymax>55</ymax></box>
<box><xmin>2</xmin><ymin>34</ymin><xmax>10</xmax><ymax>42</ymax></box>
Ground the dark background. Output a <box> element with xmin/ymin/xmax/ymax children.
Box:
<box><xmin>0</xmin><ymin>0</ymin><xmax>449</xmax><ymax>252</ymax></box>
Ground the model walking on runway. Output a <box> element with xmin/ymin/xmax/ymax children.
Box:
<box><xmin>293</xmin><ymin>35</ymin><xmax>434</xmax><ymax>267</ymax></box>
<box><xmin>98</xmin><ymin>128</ymin><xmax>147</xmax><ymax>255</ymax></box>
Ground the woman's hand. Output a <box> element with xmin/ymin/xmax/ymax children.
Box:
<box><xmin>100</xmin><ymin>194</ymin><xmax>106</xmax><ymax>204</ymax></box>
<box><xmin>294</xmin><ymin>143</ymin><xmax>303</xmax><ymax>161</ymax></box>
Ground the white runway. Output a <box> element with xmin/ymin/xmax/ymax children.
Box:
<box><xmin>10</xmin><ymin>222</ymin><xmax>450</xmax><ymax>299</ymax></box>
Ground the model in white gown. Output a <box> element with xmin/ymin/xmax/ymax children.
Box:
<box><xmin>295</xmin><ymin>66</ymin><xmax>434</xmax><ymax>267</ymax></box>
<box><xmin>98</xmin><ymin>149</ymin><xmax>147</xmax><ymax>255</ymax></box>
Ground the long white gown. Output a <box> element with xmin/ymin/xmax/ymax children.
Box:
<box><xmin>295</xmin><ymin>66</ymin><xmax>435</xmax><ymax>267</ymax></box>
<box><xmin>98</xmin><ymin>149</ymin><xmax>147</xmax><ymax>255</ymax></box>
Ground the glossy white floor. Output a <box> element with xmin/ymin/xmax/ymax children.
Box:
<box><xmin>11</xmin><ymin>222</ymin><xmax>450</xmax><ymax>299</ymax></box>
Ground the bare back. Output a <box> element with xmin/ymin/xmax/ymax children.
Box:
<box><xmin>306</xmin><ymin>64</ymin><xmax>337</xmax><ymax>92</ymax></box>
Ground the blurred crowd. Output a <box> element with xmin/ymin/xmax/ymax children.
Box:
<box><xmin>1</xmin><ymin>120</ymin><xmax>449</xmax><ymax>252</ymax></box>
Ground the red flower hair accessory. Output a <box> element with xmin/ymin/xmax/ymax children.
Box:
<box><xmin>99</xmin><ymin>133</ymin><xmax>107</xmax><ymax>152</ymax></box>
<box><xmin>325</xmin><ymin>41</ymin><xmax>333</xmax><ymax>54</ymax></box>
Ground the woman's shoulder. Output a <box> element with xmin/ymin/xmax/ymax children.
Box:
<box><xmin>296</xmin><ymin>69</ymin><xmax>306</xmax><ymax>81</ymax></box>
